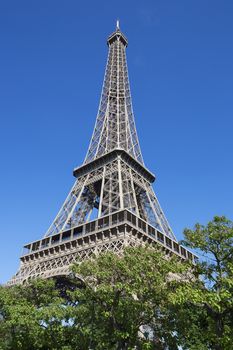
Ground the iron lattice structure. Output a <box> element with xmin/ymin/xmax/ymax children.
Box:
<box><xmin>9</xmin><ymin>24</ymin><xmax>195</xmax><ymax>286</ymax></box>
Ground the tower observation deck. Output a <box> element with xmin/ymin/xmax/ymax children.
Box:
<box><xmin>9</xmin><ymin>23</ymin><xmax>196</xmax><ymax>285</ymax></box>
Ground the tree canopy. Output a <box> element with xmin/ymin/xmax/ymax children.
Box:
<box><xmin>0</xmin><ymin>216</ymin><xmax>232</xmax><ymax>350</ymax></box>
<box><xmin>174</xmin><ymin>216</ymin><xmax>233</xmax><ymax>350</ymax></box>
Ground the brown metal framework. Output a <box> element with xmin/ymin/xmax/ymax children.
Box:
<box><xmin>8</xmin><ymin>23</ymin><xmax>196</xmax><ymax>286</ymax></box>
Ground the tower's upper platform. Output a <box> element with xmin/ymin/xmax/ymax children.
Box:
<box><xmin>107</xmin><ymin>21</ymin><xmax>128</xmax><ymax>47</ymax></box>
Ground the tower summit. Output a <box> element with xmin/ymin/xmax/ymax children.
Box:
<box><xmin>9</xmin><ymin>24</ymin><xmax>195</xmax><ymax>285</ymax></box>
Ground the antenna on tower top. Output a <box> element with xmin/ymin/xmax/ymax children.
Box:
<box><xmin>116</xmin><ymin>19</ymin><xmax>120</xmax><ymax>31</ymax></box>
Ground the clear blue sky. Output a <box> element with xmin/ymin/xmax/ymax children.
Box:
<box><xmin>0</xmin><ymin>0</ymin><xmax>232</xmax><ymax>283</ymax></box>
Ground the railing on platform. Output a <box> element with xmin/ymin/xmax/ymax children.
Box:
<box><xmin>21</xmin><ymin>209</ymin><xmax>197</xmax><ymax>263</ymax></box>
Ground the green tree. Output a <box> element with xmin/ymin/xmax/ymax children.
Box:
<box><xmin>1</xmin><ymin>247</ymin><xmax>187</xmax><ymax>350</ymax></box>
<box><xmin>173</xmin><ymin>216</ymin><xmax>233</xmax><ymax>350</ymax></box>
<box><xmin>0</xmin><ymin>279</ymin><xmax>71</xmax><ymax>350</ymax></box>
<box><xmin>1</xmin><ymin>216</ymin><xmax>232</xmax><ymax>349</ymax></box>
<box><xmin>70</xmin><ymin>246</ymin><xmax>187</xmax><ymax>350</ymax></box>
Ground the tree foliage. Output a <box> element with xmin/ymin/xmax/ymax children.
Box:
<box><xmin>0</xmin><ymin>216</ymin><xmax>232</xmax><ymax>349</ymax></box>
<box><xmin>0</xmin><ymin>279</ymin><xmax>74</xmax><ymax>350</ymax></box>
<box><xmin>70</xmin><ymin>246</ymin><xmax>186</xmax><ymax>350</ymax></box>
<box><xmin>173</xmin><ymin>215</ymin><xmax>233</xmax><ymax>350</ymax></box>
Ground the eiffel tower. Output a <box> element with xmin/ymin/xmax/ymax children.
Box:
<box><xmin>9</xmin><ymin>22</ymin><xmax>195</xmax><ymax>286</ymax></box>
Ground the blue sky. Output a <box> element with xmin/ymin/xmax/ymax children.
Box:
<box><xmin>0</xmin><ymin>0</ymin><xmax>232</xmax><ymax>283</ymax></box>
